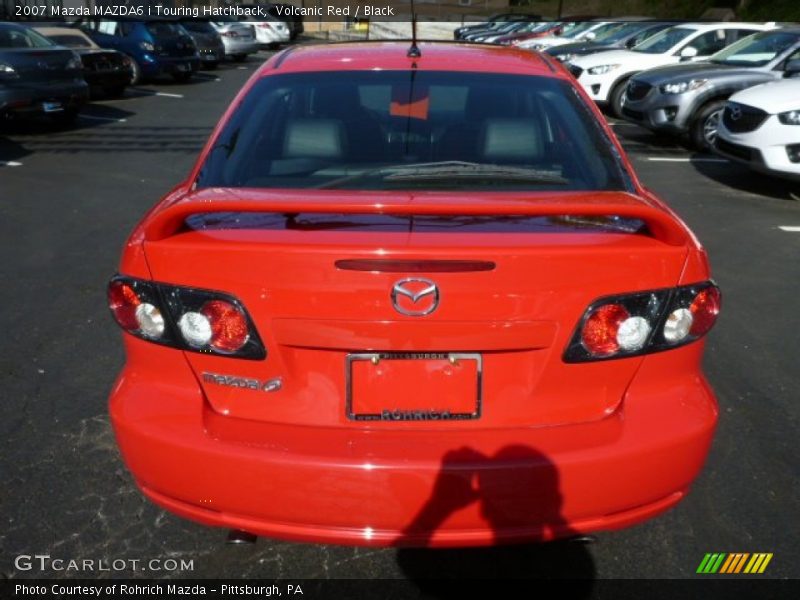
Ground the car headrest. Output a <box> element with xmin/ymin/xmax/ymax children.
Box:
<box><xmin>480</xmin><ymin>118</ymin><xmax>544</xmax><ymax>163</ymax></box>
<box><xmin>283</xmin><ymin>119</ymin><xmax>346</xmax><ymax>160</ymax></box>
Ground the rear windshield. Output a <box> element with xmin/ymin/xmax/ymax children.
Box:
<box><xmin>0</xmin><ymin>25</ymin><xmax>54</xmax><ymax>49</ymax></box>
<box><xmin>48</xmin><ymin>34</ymin><xmax>93</xmax><ymax>49</ymax></box>
<box><xmin>180</xmin><ymin>21</ymin><xmax>216</xmax><ymax>34</ymax></box>
<box><xmin>145</xmin><ymin>22</ymin><xmax>183</xmax><ymax>38</ymax></box>
<box><xmin>196</xmin><ymin>71</ymin><xmax>630</xmax><ymax>192</ymax></box>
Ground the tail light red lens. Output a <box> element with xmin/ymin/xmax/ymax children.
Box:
<box><xmin>108</xmin><ymin>281</ymin><xmax>141</xmax><ymax>331</ymax></box>
<box><xmin>107</xmin><ymin>275</ymin><xmax>265</xmax><ymax>360</ymax></box>
<box><xmin>581</xmin><ymin>303</ymin><xmax>629</xmax><ymax>356</ymax></box>
<box><xmin>201</xmin><ymin>300</ymin><xmax>249</xmax><ymax>353</ymax></box>
<box><xmin>565</xmin><ymin>281</ymin><xmax>720</xmax><ymax>362</ymax></box>
<box><xmin>689</xmin><ymin>286</ymin><xmax>721</xmax><ymax>336</ymax></box>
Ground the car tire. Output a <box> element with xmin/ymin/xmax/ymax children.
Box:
<box><xmin>202</xmin><ymin>61</ymin><xmax>219</xmax><ymax>71</ymax></box>
<box><xmin>127</xmin><ymin>57</ymin><xmax>142</xmax><ymax>85</ymax></box>
<box><xmin>608</xmin><ymin>77</ymin><xmax>631</xmax><ymax>119</ymax></box>
<box><xmin>104</xmin><ymin>85</ymin><xmax>127</xmax><ymax>99</ymax></box>
<box><xmin>232</xmin><ymin>54</ymin><xmax>247</xmax><ymax>63</ymax></box>
<box><xmin>172</xmin><ymin>71</ymin><xmax>192</xmax><ymax>83</ymax></box>
<box><xmin>690</xmin><ymin>100</ymin><xmax>726</xmax><ymax>152</ymax></box>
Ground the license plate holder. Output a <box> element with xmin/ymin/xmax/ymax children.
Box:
<box><xmin>346</xmin><ymin>353</ymin><xmax>482</xmax><ymax>421</ymax></box>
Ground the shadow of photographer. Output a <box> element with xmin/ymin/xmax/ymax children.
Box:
<box><xmin>396</xmin><ymin>445</ymin><xmax>595</xmax><ymax>590</ymax></box>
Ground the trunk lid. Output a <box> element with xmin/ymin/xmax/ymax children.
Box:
<box><xmin>3</xmin><ymin>48</ymin><xmax>77</xmax><ymax>81</ymax></box>
<box><xmin>142</xmin><ymin>189</ymin><xmax>689</xmax><ymax>429</ymax></box>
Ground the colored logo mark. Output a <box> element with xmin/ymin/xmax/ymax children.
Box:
<box><xmin>696</xmin><ymin>553</ymin><xmax>773</xmax><ymax>574</ymax></box>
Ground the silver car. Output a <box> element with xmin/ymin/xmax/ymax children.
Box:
<box><xmin>210</xmin><ymin>17</ymin><xmax>260</xmax><ymax>62</ymax></box>
<box><xmin>621</xmin><ymin>28</ymin><xmax>800</xmax><ymax>150</ymax></box>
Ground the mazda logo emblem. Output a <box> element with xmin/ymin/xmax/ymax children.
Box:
<box><xmin>730</xmin><ymin>105</ymin><xmax>742</xmax><ymax>121</ymax></box>
<box><xmin>391</xmin><ymin>278</ymin><xmax>439</xmax><ymax>316</ymax></box>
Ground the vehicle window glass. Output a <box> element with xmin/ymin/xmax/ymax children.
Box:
<box><xmin>783</xmin><ymin>47</ymin><xmax>800</xmax><ymax>65</ymax></box>
<box><xmin>196</xmin><ymin>71</ymin><xmax>630</xmax><ymax>192</ymax></box>
<box><xmin>599</xmin><ymin>22</ymin><xmax>646</xmax><ymax>44</ymax></box>
<box><xmin>97</xmin><ymin>21</ymin><xmax>118</xmax><ymax>36</ymax></box>
<box><xmin>181</xmin><ymin>21</ymin><xmax>216</xmax><ymax>34</ymax></box>
<box><xmin>0</xmin><ymin>25</ymin><xmax>54</xmax><ymax>48</ymax></box>
<box><xmin>686</xmin><ymin>29</ymin><xmax>729</xmax><ymax>56</ymax></box>
<box><xmin>633</xmin><ymin>27</ymin><xmax>695</xmax><ymax>54</ymax></box>
<box><xmin>562</xmin><ymin>22</ymin><xmax>595</xmax><ymax>38</ymax></box>
<box><xmin>588</xmin><ymin>22</ymin><xmax>623</xmax><ymax>41</ymax></box>
<box><xmin>709</xmin><ymin>31</ymin><xmax>800</xmax><ymax>67</ymax></box>
<box><xmin>146</xmin><ymin>22</ymin><xmax>182</xmax><ymax>37</ymax></box>
<box><xmin>47</xmin><ymin>34</ymin><xmax>93</xmax><ymax>48</ymax></box>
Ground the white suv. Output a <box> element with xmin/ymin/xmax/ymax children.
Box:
<box><xmin>715</xmin><ymin>76</ymin><xmax>800</xmax><ymax>180</ymax></box>
<box><xmin>566</xmin><ymin>22</ymin><xmax>775</xmax><ymax>116</ymax></box>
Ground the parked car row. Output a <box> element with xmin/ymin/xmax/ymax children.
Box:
<box><xmin>0</xmin><ymin>12</ymin><xmax>302</xmax><ymax>127</ymax></box>
<box><xmin>458</xmin><ymin>15</ymin><xmax>799</xmax><ymax>180</ymax></box>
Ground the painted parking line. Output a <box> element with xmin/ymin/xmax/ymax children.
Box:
<box><xmin>80</xmin><ymin>114</ymin><xmax>127</xmax><ymax>123</ymax></box>
<box><xmin>644</xmin><ymin>157</ymin><xmax>729</xmax><ymax>164</ymax></box>
<box><xmin>778</xmin><ymin>226</ymin><xmax>800</xmax><ymax>232</ymax></box>
<box><xmin>127</xmin><ymin>88</ymin><xmax>184</xmax><ymax>99</ymax></box>
<box><xmin>0</xmin><ymin>161</ymin><xmax>23</xmax><ymax>167</ymax></box>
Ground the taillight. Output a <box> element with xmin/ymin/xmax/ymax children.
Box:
<box><xmin>108</xmin><ymin>280</ymin><xmax>141</xmax><ymax>331</ymax></box>
<box><xmin>107</xmin><ymin>275</ymin><xmax>265</xmax><ymax>359</ymax></box>
<box><xmin>201</xmin><ymin>299</ymin><xmax>249</xmax><ymax>353</ymax></box>
<box><xmin>689</xmin><ymin>286</ymin><xmax>721</xmax><ymax>336</ymax></box>
<box><xmin>564</xmin><ymin>281</ymin><xmax>720</xmax><ymax>362</ymax></box>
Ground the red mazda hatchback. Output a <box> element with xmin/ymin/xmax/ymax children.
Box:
<box><xmin>108</xmin><ymin>42</ymin><xmax>720</xmax><ymax>547</ymax></box>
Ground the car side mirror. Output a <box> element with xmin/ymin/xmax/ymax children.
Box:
<box><xmin>584</xmin><ymin>31</ymin><xmax>597</xmax><ymax>41</ymax></box>
<box><xmin>784</xmin><ymin>59</ymin><xmax>800</xmax><ymax>78</ymax></box>
<box><xmin>679</xmin><ymin>46</ymin><xmax>698</xmax><ymax>60</ymax></box>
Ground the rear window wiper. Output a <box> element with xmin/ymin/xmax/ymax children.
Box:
<box><xmin>318</xmin><ymin>161</ymin><xmax>568</xmax><ymax>189</ymax></box>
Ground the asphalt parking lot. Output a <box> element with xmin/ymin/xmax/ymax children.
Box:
<box><xmin>1</xmin><ymin>50</ymin><xmax>798</xmax><ymax>583</ymax></box>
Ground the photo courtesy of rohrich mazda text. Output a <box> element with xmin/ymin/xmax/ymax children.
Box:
<box><xmin>2</xmin><ymin>2</ymin><xmax>799</xmax><ymax>596</ymax></box>
<box><xmin>107</xmin><ymin>39</ymin><xmax>721</xmax><ymax>547</ymax></box>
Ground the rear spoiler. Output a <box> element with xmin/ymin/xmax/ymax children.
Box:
<box><xmin>143</xmin><ymin>190</ymin><xmax>689</xmax><ymax>246</ymax></box>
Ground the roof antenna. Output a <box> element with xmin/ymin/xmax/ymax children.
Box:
<box><xmin>407</xmin><ymin>4</ymin><xmax>421</xmax><ymax>58</ymax></box>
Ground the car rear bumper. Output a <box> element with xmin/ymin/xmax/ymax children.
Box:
<box><xmin>222</xmin><ymin>39</ymin><xmax>260</xmax><ymax>56</ymax></box>
<box><xmin>140</xmin><ymin>56</ymin><xmax>200</xmax><ymax>77</ymax></box>
<box><xmin>197</xmin><ymin>46</ymin><xmax>225</xmax><ymax>63</ymax></box>
<box><xmin>110</xmin><ymin>341</ymin><xmax>718</xmax><ymax>547</ymax></box>
<box><xmin>0</xmin><ymin>80</ymin><xmax>89</xmax><ymax>115</ymax></box>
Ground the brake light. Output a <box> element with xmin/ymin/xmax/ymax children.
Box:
<box><xmin>581</xmin><ymin>304</ymin><xmax>628</xmax><ymax>356</ymax></box>
<box><xmin>565</xmin><ymin>281</ymin><xmax>721</xmax><ymax>362</ymax></box>
<box><xmin>689</xmin><ymin>286</ymin><xmax>721</xmax><ymax>336</ymax></box>
<box><xmin>107</xmin><ymin>275</ymin><xmax>265</xmax><ymax>359</ymax></box>
<box><xmin>108</xmin><ymin>280</ymin><xmax>140</xmax><ymax>331</ymax></box>
<box><xmin>201</xmin><ymin>300</ymin><xmax>249</xmax><ymax>352</ymax></box>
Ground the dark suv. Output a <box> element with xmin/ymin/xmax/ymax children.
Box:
<box><xmin>81</xmin><ymin>19</ymin><xmax>200</xmax><ymax>84</ymax></box>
